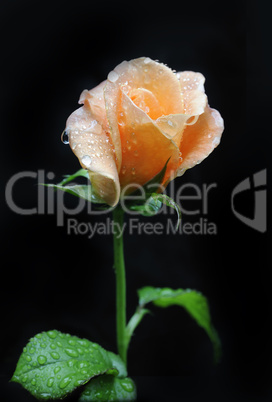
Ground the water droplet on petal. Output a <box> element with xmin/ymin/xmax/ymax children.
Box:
<box><xmin>212</xmin><ymin>136</ymin><xmax>220</xmax><ymax>146</ymax></box>
<box><xmin>144</xmin><ymin>57</ymin><xmax>151</xmax><ymax>64</ymax></box>
<box><xmin>61</xmin><ymin>130</ymin><xmax>69</xmax><ymax>144</ymax></box>
<box><xmin>37</xmin><ymin>355</ymin><xmax>47</xmax><ymax>365</ymax></box>
<box><xmin>81</xmin><ymin>155</ymin><xmax>92</xmax><ymax>167</ymax></box>
<box><xmin>107</xmin><ymin>70</ymin><xmax>119</xmax><ymax>83</ymax></box>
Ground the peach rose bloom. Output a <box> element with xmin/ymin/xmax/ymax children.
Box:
<box><xmin>64</xmin><ymin>57</ymin><xmax>224</xmax><ymax>206</ymax></box>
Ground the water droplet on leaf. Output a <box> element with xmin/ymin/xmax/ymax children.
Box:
<box><xmin>54</xmin><ymin>366</ymin><xmax>61</xmax><ymax>374</ymax></box>
<box><xmin>50</xmin><ymin>351</ymin><xmax>60</xmax><ymax>360</ymax></box>
<box><xmin>47</xmin><ymin>377</ymin><xmax>54</xmax><ymax>387</ymax></box>
<box><xmin>37</xmin><ymin>355</ymin><xmax>47</xmax><ymax>365</ymax></box>
<box><xmin>59</xmin><ymin>376</ymin><xmax>72</xmax><ymax>389</ymax></box>
<box><xmin>47</xmin><ymin>330</ymin><xmax>58</xmax><ymax>339</ymax></box>
<box><xmin>120</xmin><ymin>378</ymin><xmax>135</xmax><ymax>392</ymax></box>
<box><xmin>65</xmin><ymin>348</ymin><xmax>79</xmax><ymax>358</ymax></box>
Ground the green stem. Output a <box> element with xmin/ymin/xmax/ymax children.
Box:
<box><xmin>112</xmin><ymin>206</ymin><xmax>127</xmax><ymax>367</ymax></box>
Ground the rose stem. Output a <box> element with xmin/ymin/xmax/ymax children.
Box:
<box><xmin>112</xmin><ymin>205</ymin><xmax>127</xmax><ymax>367</ymax></box>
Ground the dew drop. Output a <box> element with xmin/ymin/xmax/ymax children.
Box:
<box><xmin>65</xmin><ymin>348</ymin><xmax>79</xmax><ymax>358</ymax></box>
<box><xmin>61</xmin><ymin>130</ymin><xmax>69</xmax><ymax>144</ymax></box>
<box><xmin>81</xmin><ymin>155</ymin><xmax>92</xmax><ymax>167</ymax></box>
<box><xmin>40</xmin><ymin>393</ymin><xmax>51</xmax><ymax>398</ymax></box>
<box><xmin>54</xmin><ymin>366</ymin><xmax>61</xmax><ymax>374</ymax></box>
<box><xmin>25</xmin><ymin>354</ymin><xmax>32</xmax><ymax>362</ymax></box>
<box><xmin>47</xmin><ymin>377</ymin><xmax>54</xmax><ymax>387</ymax></box>
<box><xmin>59</xmin><ymin>376</ymin><xmax>72</xmax><ymax>389</ymax></box>
<box><xmin>77</xmin><ymin>339</ymin><xmax>88</xmax><ymax>347</ymax></box>
<box><xmin>29</xmin><ymin>347</ymin><xmax>36</xmax><ymax>354</ymax></box>
<box><xmin>68</xmin><ymin>339</ymin><xmax>76</xmax><ymax>346</ymax></box>
<box><xmin>74</xmin><ymin>379</ymin><xmax>85</xmax><ymax>387</ymax></box>
<box><xmin>78</xmin><ymin>361</ymin><xmax>89</xmax><ymax>369</ymax></box>
<box><xmin>37</xmin><ymin>355</ymin><xmax>47</xmax><ymax>365</ymax></box>
<box><xmin>50</xmin><ymin>352</ymin><xmax>60</xmax><ymax>360</ymax></box>
<box><xmin>31</xmin><ymin>379</ymin><xmax>36</xmax><ymax>386</ymax></box>
<box><xmin>21</xmin><ymin>374</ymin><xmax>28</xmax><ymax>383</ymax></box>
<box><xmin>47</xmin><ymin>330</ymin><xmax>58</xmax><ymax>339</ymax></box>
<box><xmin>107</xmin><ymin>70</ymin><xmax>119</xmax><ymax>83</ymax></box>
<box><xmin>212</xmin><ymin>136</ymin><xmax>220</xmax><ymax>146</ymax></box>
<box><xmin>50</xmin><ymin>343</ymin><xmax>57</xmax><ymax>350</ymax></box>
<box><xmin>131</xmin><ymin>167</ymin><xmax>136</xmax><ymax>175</ymax></box>
<box><xmin>120</xmin><ymin>378</ymin><xmax>135</xmax><ymax>392</ymax></box>
<box><xmin>144</xmin><ymin>57</ymin><xmax>151</xmax><ymax>64</ymax></box>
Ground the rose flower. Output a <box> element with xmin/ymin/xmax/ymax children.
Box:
<box><xmin>64</xmin><ymin>57</ymin><xmax>224</xmax><ymax>206</ymax></box>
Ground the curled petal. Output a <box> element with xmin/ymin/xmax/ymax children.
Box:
<box><xmin>65</xmin><ymin>101</ymin><xmax>120</xmax><ymax>206</ymax></box>
<box><xmin>177</xmin><ymin>71</ymin><xmax>207</xmax><ymax>115</ymax></box>
<box><xmin>118</xmin><ymin>91</ymin><xmax>180</xmax><ymax>190</ymax></box>
<box><xmin>177</xmin><ymin>106</ymin><xmax>224</xmax><ymax>175</ymax></box>
<box><xmin>156</xmin><ymin>114</ymin><xmax>191</xmax><ymax>147</ymax></box>
<box><xmin>177</xmin><ymin>71</ymin><xmax>205</xmax><ymax>92</ymax></box>
<box><xmin>104</xmin><ymin>57</ymin><xmax>183</xmax><ymax>171</ymax></box>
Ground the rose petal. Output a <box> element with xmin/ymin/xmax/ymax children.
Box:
<box><xmin>104</xmin><ymin>57</ymin><xmax>183</xmax><ymax>171</ymax></box>
<box><xmin>65</xmin><ymin>93</ymin><xmax>120</xmax><ymax>206</ymax></box>
<box><xmin>156</xmin><ymin>114</ymin><xmax>190</xmax><ymax>142</ymax></box>
<box><xmin>177</xmin><ymin>71</ymin><xmax>207</xmax><ymax>116</ymax></box>
<box><xmin>177</xmin><ymin>71</ymin><xmax>205</xmax><ymax>92</ymax></box>
<box><xmin>118</xmin><ymin>91</ymin><xmax>180</xmax><ymax>189</ymax></box>
<box><xmin>177</xmin><ymin>106</ymin><xmax>224</xmax><ymax>175</ymax></box>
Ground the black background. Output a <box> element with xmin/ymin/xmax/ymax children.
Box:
<box><xmin>1</xmin><ymin>1</ymin><xmax>271</xmax><ymax>401</ymax></box>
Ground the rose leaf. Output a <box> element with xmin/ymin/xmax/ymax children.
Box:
<box><xmin>11</xmin><ymin>330</ymin><xmax>127</xmax><ymax>400</ymax></box>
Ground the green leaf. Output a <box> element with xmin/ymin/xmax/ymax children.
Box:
<box><xmin>79</xmin><ymin>375</ymin><xmax>136</xmax><ymax>401</ymax></box>
<box><xmin>44</xmin><ymin>183</ymin><xmax>105</xmax><ymax>204</ymax></box>
<box><xmin>125</xmin><ymin>308</ymin><xmax>151</xmax><ymax>349</ymax></box>
<box><xmin>11</xmin><ymin>330</ymin><xmax>127</xmax><ymax>400</ymax></box>
<box><xmin>58</xmin><ymin>168</ymin><xmax>90</xmax><ymax>186</ymax></box>
<box><xmin>138</xmin><ymin>287</ymin><xmax>221</xmax><ymax>363</ymax></box>
<box><xmin>128</xmin><ymin>196</ymin><xmax>162</xmax><ymax>217</ymax></box>
<box><xmin>41</xmin><ymin>168</ymin><xmax>109</xmax><ymax>205</ymax></box>
<box><xmin>129</xmin><ymin>193</ymin><xmax>181</xmax><ymax>230</ymax></box>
